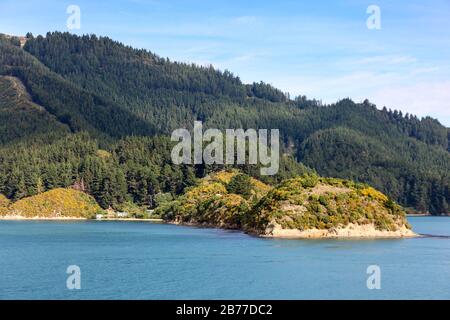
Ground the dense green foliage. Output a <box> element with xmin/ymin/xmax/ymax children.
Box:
<box><xmin>0</xmin><ymin>132</ymin><xmax>304</xmax><ymax>210</ymax></box>
<box><xmin>0</xmin><ymin>32</ymin><xmax>449</xmax><ymax>214</ymax></box>
<box><xmin>157</xmin><ymin>171</ymin><xmax>410</xmax><ymax>233</ymax></box>
<box><xmin>0</xmin><ymin>133</ymin><xmax>195</xmax><ymax>209</ymax></box>
<box><xmin>0</xmin><ymin>34</ymin><xmax>155</xmax><ymax>141</ymax></box>
<box><xmin>247</xmin><ymin>175</ymin><xmax>409</xmax><ymax>232</ymax></box>
<box><xmin>226</xmin><ymin>174</ymin><xmax>253</xmax><ymax>199</ymax></box>
<box><xmin>156</xmin><ymin>170</ymin><xmax>270</xmax><ymax>228</ymax></box>
<box><xmin>0</xmin><ymin>75</ymin><xmax>70</xmax><ymax>144</ymax></box>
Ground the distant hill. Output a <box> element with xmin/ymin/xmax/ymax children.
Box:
<box><xmin>3</xmin><ymin>188</ymin><xmax>102</xmax><ymax>218</ymax></box>
<box><xmin>0</xmin><ymin>32</ymin><xmax>449</xmax><ymax>214</ymax></box>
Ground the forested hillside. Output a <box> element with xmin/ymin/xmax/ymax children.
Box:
<box><xmin>0</xmin><ymin>75</ymin><xmax>70</xmax><ymax>144</ymax></box>
<box><xmin>0</xmin><ymin>32</ymin><xmax>449</xmax><ymax>214</ymax></box>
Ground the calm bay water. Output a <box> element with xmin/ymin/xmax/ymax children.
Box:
<box><xmin>0</xmin><ymin>217</ymin><xmax>449</xmax><ymax>299</ymax></box>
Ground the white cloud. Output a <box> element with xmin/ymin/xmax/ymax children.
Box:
<box><xmin>266</xmin><ymin>72</ymin><xmax>450</xmax><ymax>127</ymax></box>
<box><xmin>371</xmin><ymin>82</ymin><xmax>450</xmax><ymax>126</ymax></box>
<box><xmin>270</xmin><ymin>72</ymin><xmax>403</xmax><ymax>103</ymax></box>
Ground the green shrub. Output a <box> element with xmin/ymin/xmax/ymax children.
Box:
<box><xmin>318</xmin><ymin>195</ymin><xmax>329</xmax><ymax>206</ymax></box>
<box><xmin>300</xmin><ymin>174</ymin><xmax>319</xmax><ymax>188</ymax></box>
<box><xmin>226</xmin><ymin>174</ymin><xmax>253</xmax><ymax>199</ymax></box>
<box><xmin>154</xmin><ymin>192</ymin><xmax>173</xmax><ymax>207</ymax></box>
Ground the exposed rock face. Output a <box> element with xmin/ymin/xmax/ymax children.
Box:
<box><xmin>263</xmin><ymin>223</ymin><xmax>416</xmax><ymax>239</ymax></box>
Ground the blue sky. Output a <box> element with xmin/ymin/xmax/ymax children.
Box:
<box><xmin>1</xmin><ymin>0</ymin><xmax>449</xmax><ymax>126</ymax></box>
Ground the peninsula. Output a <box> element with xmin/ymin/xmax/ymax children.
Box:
<box><xmin>157</xmin><ymin>171</ymin><xmax>417</xmax><ymax>239</ymax></box>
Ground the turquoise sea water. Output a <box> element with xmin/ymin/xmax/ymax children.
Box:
<box><xmin>0</xmin><ymin>217</ymin><xmax>449</xmax><ymax>299</ymax></box>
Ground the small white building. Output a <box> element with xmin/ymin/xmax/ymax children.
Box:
<box><xmin>116</xmin><ymin>212</ymin><xmax>129</xmax><ymax>218</ymax></box>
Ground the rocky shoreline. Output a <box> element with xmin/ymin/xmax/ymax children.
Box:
<box><xmin>0</xmin><ymin>215</ymin><xmax>418</xmax><ymax>239</ymax></box>
<box><xmin>169</xmin><ymin>220</ymin><xmax>418</xmax><ymax>239</ymax></box>
<box><xmin>261</xmin><ymin>222</ymin><xmax>418</xmax><ymax>239</ymax></box>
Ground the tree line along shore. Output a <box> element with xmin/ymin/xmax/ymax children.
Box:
<box><xmin>1</xmin><ymin>170</ymin><xmax>417</xmax><ymax>239</ymax></box>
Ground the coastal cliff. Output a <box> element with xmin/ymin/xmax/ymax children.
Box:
<box><xmin>157</xmin><ymin>170</ymin><xmax>416</xmax><ymax>239</ymax></box>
